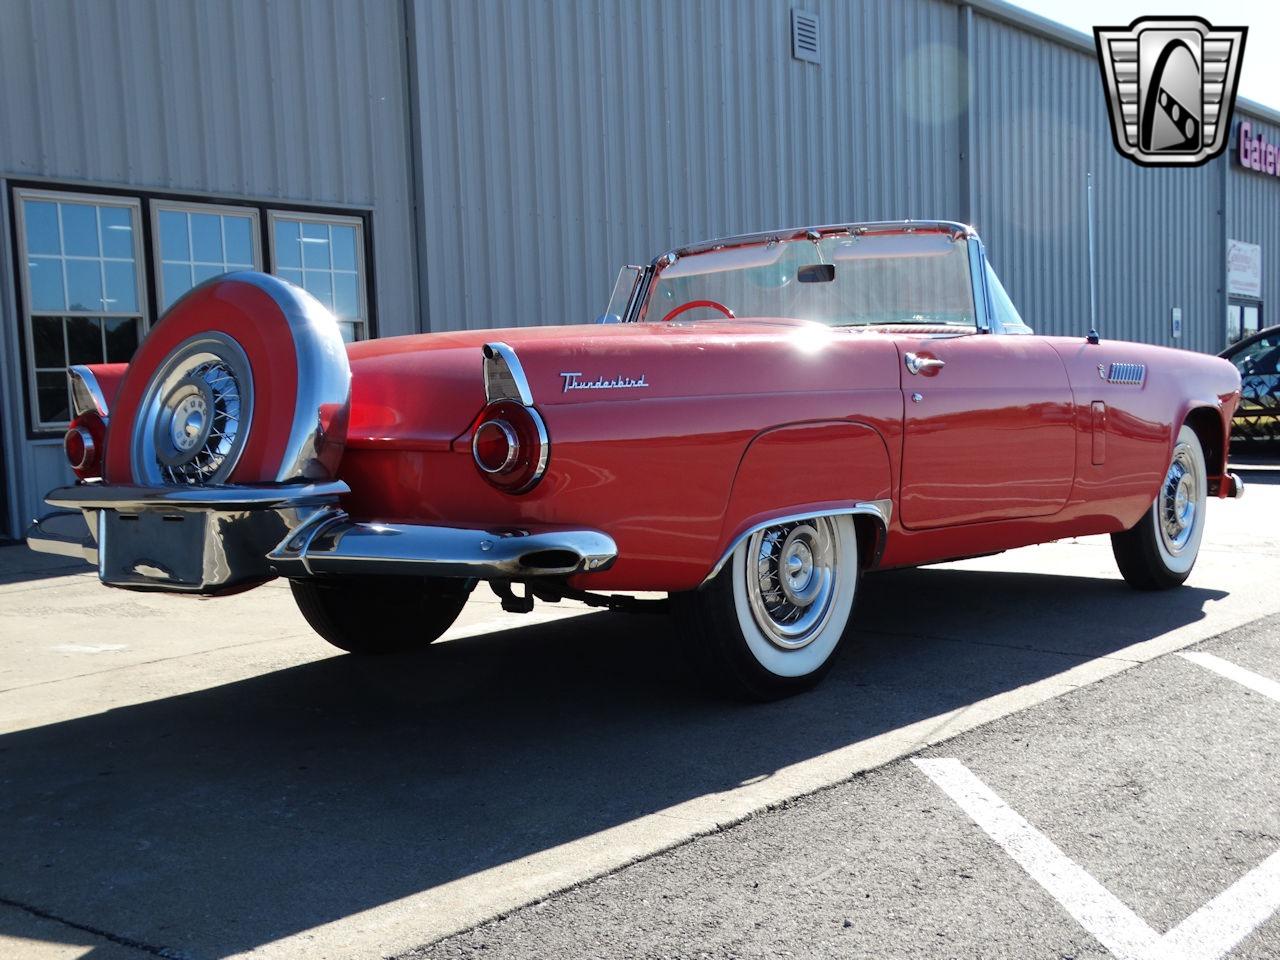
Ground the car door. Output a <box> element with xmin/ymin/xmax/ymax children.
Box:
<box><xmin>895</xmin><ymin>334</ymin><xmax>1077</xmax><ymax>529</ymax></box>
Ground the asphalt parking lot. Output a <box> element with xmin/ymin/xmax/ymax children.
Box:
<box><xmin>1</xmin><ymin>461</ymin><xmax>1278</xmax><ymax>960</ymax></box>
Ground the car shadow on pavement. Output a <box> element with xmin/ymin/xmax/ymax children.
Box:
<box><xmin>0</xmin><ymin>543</ymin><xmax>92</xmax><ymax>587</ymax></box>
<box><xmin>0</xmin><ymin>566</ymin><xmax>1227</xmax><ymax>958</ymax></box>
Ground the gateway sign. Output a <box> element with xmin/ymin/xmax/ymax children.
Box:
<box><xmin>1238</xmin><ymin>121</ymin><xmax>1280</xmax><ymax>177</ymax></box>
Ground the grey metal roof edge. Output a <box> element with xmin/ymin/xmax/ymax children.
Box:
<box><xmin>957</xmin><ymin>0</ymin><xmax>1280</xmax><ymax>129</ymax></box>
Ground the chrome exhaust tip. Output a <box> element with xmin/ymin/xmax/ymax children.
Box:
<box><xmin>268</xmin><ymin>511</ymin><xmax>617</xmax><ymax>580</ymax></box>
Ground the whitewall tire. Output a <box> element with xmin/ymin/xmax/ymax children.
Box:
<box><xmin>672</xmin><ymin>514</ymin><xmax>859</xmax><ymax>699</ymax></box>
<box><xmin>1111</xmin><ymin>424</ymin><xmax>1208</xmax><ymax>590</ymax></box>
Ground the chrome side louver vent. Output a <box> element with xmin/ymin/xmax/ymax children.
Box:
<box><xmin>1105</xmin><ymin>362</ymin><xmax>1146</xmax><ymax>385</ymax></box>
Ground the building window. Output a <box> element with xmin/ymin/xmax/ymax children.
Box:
<box><xmin>270</xmin><ymin>212</ymin><xmax>367</xmax><ymax>342</ymax></box>
<box><xmin>152</xmin><ymin>201</ymin><xmax>260</xmax><ymax>310</ymax></box>
<box><xmin>10</xmin><ymin>184</ymin><xmax>372</xmax><ymax>434</ymax></box>
<box><xmin>15</xmin><ymin>189</ymin><xmax>147</xmax><ymax>431</ymax></box>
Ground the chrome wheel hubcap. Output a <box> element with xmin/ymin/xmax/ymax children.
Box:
<box><xmin>745</xmin><ymin>518</ymin><xmax>840</xmax><ymax>650</ymax></box>
<box><xmin>1159</xmin><ymin>443</ymin><xmax>1198</xmax><ymax>555</ymax></box>
<box><xmin>133</xmin><ymin>333</ymin><xmax>254</xmax><ymax>485</ymax></box>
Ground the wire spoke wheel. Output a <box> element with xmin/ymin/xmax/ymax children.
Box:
<box><xmin>744</xmin><ymin>517</ymin><xmax>841</xmax><ymax>650</ymax></box>
<box><xmin>1158</xmin><ymin>442</ymin><xmax>1199</xmax><ymax>555</ymax></box>
<box><xmin>132</xmin><ymin>332</ymin><xmax>254</xmax><ymax>485</ymax></box>
<box><xmin>1111</xmin><ymin>424</ymin><xmax>1207</xmax><ymax>590</ymax></box>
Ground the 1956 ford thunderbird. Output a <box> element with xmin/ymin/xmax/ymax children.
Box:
<box><xmin>28</xmin><ymin>221</ymin><xmax>1245</xmax><ymax>699</ymax></box>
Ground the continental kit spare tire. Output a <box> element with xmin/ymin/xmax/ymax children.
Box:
<box><xmin>103</xmin><ymin>273</ymin><xmax>351</xmax><ymax>485</ymax></box>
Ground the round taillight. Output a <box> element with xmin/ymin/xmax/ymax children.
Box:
<box><xmin>65</xmin><ymin>426</ymin><xmax>93</xmax><ymax>469</ymax></box>
<box><xmin>471</xmin><ymin>401</ymin><xmax>548</xmax><ymax>493</ymax></box>
<box><xmin>64</xmin><ymin>412</ymin><xmax>106</xmax><ymax>479</ymax></box>
<box><xmin>472</xmin><ymin>419</ymin><xmax>520</xmax><ymax>474</ymax></box>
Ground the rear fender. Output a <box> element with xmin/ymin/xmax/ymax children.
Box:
<box><xmin>69</xmin><ymin>363</ymin><xmax>127</xmax><ymax>418</ymax></box>
<box><xmin>707</xmin><ymin>421</ymin><xmax>893</xmax><ymax>583</ymax></box>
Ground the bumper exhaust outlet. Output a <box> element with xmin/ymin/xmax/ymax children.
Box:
<box><xmin>268</xmin><ymin>509</ymin><xmax>617</xmax><ymax>580</ymax></box>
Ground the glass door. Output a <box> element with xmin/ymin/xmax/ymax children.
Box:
<box><xmin>1228</xmin><ymin>299</ymin><xmax>1263</xmax><ymax>345</ymax></box>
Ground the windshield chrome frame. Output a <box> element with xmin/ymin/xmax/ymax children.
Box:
<box><xmin>627</xmin><ymin>220</ymin><xmax>982</xmax><ymax>327</ymax></box>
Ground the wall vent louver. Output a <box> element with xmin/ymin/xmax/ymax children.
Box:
<box><xmin>791</xmin><ymin>9</ymin><xmax>820</xmax><ymax>64</ymax></box>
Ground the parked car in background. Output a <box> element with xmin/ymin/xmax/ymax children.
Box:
<box><xmin>1219</xmin><ymin>325</ymin><xmax>1280</xmax><ymax>445</ymax></box>
<box><xmin>28</xmin><ymin>221</ymin><xmax>1245</xmax><ymax>700</ymax></box>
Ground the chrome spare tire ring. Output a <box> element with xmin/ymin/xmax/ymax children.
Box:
<box><xmin>132</xmin><ymin>332</ymin><xmax>255</xmax><ymax>485</ymax></box>
<box><xmin>745</xmin><ymin>517</ymin><xmax>841</xmax><ymax>650</ymax></box>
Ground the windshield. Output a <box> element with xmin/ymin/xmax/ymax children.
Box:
<box><xmin>640</xmin><ymin>232</ymin><xmax>977</xmax><ymax>328</ymax></box>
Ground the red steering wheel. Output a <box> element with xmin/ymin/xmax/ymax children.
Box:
<box><xmin>661</xmin><ymin>299</ymin><xmax>735</xmax><ymax>323</ymax></box>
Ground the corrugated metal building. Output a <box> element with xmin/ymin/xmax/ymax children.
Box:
<box><xmin>1</xmin><ymin>0</ymin><xmax>1276</xmax><ymax>538</ymax></box>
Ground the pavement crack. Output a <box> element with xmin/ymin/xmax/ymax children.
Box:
<box><xmin>0</xmin><ymin>894</ymin><xmax>190</xmax><ymax>958</ymax></box>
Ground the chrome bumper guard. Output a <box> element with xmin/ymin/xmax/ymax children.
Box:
<box><xmin>29</xmin><ymin>481</ymin><xmax>349</xmax><ymax>594</ymax></box>
<box><xmin>27</xmin><ymin>481</ymin><xmax>617</xmax><ymax>594</ymax></box>
<box><xmin>1211</xmin><ymin>471</ymin><xmax>1246</xmax><ymax>499</ymax></box>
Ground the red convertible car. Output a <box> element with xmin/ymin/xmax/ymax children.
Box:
<box><xmin>29</xmin><ymin>221</ymin><xmax>1244</xmax><ymax>699</ymax></box>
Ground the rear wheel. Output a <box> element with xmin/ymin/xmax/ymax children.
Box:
<box><xmin>290</xmin><ymin>577</ymin><xmax>474</xmax><ymax>654</ymax></box>
<box><xmin>1111</xmin><ymin>424</ymin><xmax>1207</xmax><ymax>590</ymax></box>
<box><xmin>672</xmin><ymin>515</ymin><xmax>859</xmax><ymax>700</ymax></box>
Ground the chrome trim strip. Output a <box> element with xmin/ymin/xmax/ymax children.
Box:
<box><xmin>665</xmin><ymin>220</ymin><xmax>976</xmax><ymax>262</ymax></box>
<box><xmin>482</xmin><ymin>341</ymin><xmax>535</xmax><ymax>405</ymax></box>
<box><xmin>228</xmin><ymin>271</ymin><xmax>353</xmax><ymax>483</ymax></box>
<box><xmin>26</xmin><ymin>510</ymin><xmax>99</xmax><ymax>564</ymax></box>
<box><xmin>46</xmin><ymin>480</ymin><xmax>348</xmax><ymax>511</ymax></box>
<box><xmin>69</xmin><ymin>365</ymin><xmax>110</xmax><ymax>418</ymax></box>
<box><xmin>268</xmin><ymin>515</ymin><xmax>618</xmax><ymax>580</ymax></box>
<box><xmin>520</xmin><ymin>405</ymin><xmax>550</xmax><ymax>492</ymax></box>
<box><xmin>701</xmin><ymin>499</ymin><xmax>893</xmax><ymax>585</ymax></box>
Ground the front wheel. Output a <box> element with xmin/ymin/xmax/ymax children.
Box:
<box><xmin>1111</xmin><ymin>423</ymin><xmax>1207</xmax><ymax>590</ymax></box>
<box><xmin>671</xmin><ymin>515</ymin><xmax>859</xmax><ymax>700</ymax></box>
<box><xmin>290</xmin><ymin>576</ymin><xmax>474</xmax><ymax>654</ymax></box>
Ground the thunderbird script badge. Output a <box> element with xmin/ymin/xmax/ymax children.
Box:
<box><xmin>560</xmin><ymin>371</ymin><xmax>649</xmax><ymax>393</ymax></box>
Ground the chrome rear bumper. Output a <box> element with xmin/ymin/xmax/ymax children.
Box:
<box><xmin>27</xmin><ymin>481</ymin><xmax>617</xmax><ymax>594</ymax></box>
<box><xmin>267</xmin><ymin>508</ymin><xmax>617</xmax><ymax>580</ymax></box>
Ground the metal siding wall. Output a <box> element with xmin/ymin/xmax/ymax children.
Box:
<box><xmin>1227</xmin><ymin>111</ymin><xmax>1280</xmax><ymax>325</ymax></box>
<box><xmin>0</xmin><ymin>0</ymin><xmax>416</xmax><ymax>331</ymax></box>
<box><xmin>969</xmin><ymin>12</ymin><xmax>1222</xmax><ymax>353</ymax></box>
<box><xmin>411</xmin><ymin>0</ymin><xmax>966</xmax><ymax>331</ymax></box>
<box><xmin>0</xmin><ymin>0</ymin><xmax>416</xmax><ymax>536</ymax></box>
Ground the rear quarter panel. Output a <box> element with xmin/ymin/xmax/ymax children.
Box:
<box><xmin>339</xmin><ymin>328</ymin><xmax>902</xmax><ymax>591</ymax></box>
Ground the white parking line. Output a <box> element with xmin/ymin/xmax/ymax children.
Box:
<box><xmin>914</xmin><ymin>758</ymin><xmax>1280</xmax><ymax>960</ymax></box>
<box><xmin>1178</xmin><ymin>652</ymin><xmax>1280</xmax><ymax>704</ymax></box>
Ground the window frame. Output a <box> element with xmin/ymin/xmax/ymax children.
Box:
<box><xmin>150</xmin><ymin>199</ymin><xmax>263</xmax><ymax>312</ymax></box>
<box><xmin>267</xmin><ymin>209</ymin><xmax>369</xmax><ymax>342</ymax></box>
<box><xmin>13</xmin><ymin>187</ymin><xmax>150</xmax><ymax>433</ymax></box>
<box><xmin>7</xmin><ymin>179</ymin><xmax>376</xmax><ymax>439</ymax></box>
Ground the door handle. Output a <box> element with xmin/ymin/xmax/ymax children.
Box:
<box><xmin>905</xmin><ymin>353</ymin><xmax>946</xmax><ymax>375</ymax></box>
